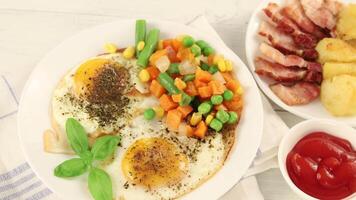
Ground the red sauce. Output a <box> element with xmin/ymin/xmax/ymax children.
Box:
<box><xmin>286</xmin><ymin>132</ymin><xmax>356</xmax><ymax>200</ymax></box>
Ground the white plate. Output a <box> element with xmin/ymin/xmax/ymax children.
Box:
<box><xmin>245</xmin><ymin>0</ymin><xmax>356</xmax><ymax>126</ymax></box>
<box><xmin>18</xmin><ymin>19</ymin><xmax>263</xmax><ymax>200</ymax></box>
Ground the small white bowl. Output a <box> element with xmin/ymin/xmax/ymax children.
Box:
<box><xmin>278</xmin><ymin>119</ymin><xmax>356</xmax><ymax>200</ymax></box>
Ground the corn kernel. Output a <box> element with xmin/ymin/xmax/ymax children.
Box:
<box><xmin>225</xmin><ymin>60</ymin><xmax>233</xmax><ymax>71</ymax></box>
<box><xmin>123</xmin><ymin>46</ymin><xmax>135</xmax><ymax>59</ymax></box>
<box><xmin>138</xmin><ymin>69</ymin><xmax>150</xmax><ymax>82</ymax></box>
<box><xmin>153</xmin><ymin>106</ymin><xmax>164</xmax><ymax>118</ymax></box>
<box><xmin>190</xmin><ymin>112</ymin><xmax>202</xmax><ymax>126</ymax></box>
<box><xmin>213</xmin><ymin>54</ymin><xmax>223</xmax><ymax>65</ymax></box>
<box><xmin>104</xmin><ymin>43</ymin><xmax>117</xmax><ymax>54</ymax></box>
<box><xmin>218</xmin><ymin>59</ymin><xmax>227</xmax><ymax>72</ymax></box>
<box><xmin>158</xmin><ymin>40</ymin><xmax>164</xmax><ymax>50</ymax></box>
<box><xmin>236</xmin><ymin>86</ymin><xmax>244</xmax><ymax>95</ymax></box>
<box><xmin>137</xmin><ymin>41</ymin><xmax>145</xmax><ymax>51</ymax></box>
<box><xmin>174</xmin><ymin>78</ymin><xmax>187</xmax><ymax>90</ymax></box>
<box><xmin>205</xmin><ymin>114</ymin><xmax>214</xmax><ymax>125</ymax></box>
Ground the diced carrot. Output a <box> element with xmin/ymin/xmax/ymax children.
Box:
<box><xmin>214</xmin><ymin>104</ymin><xmax>227</xmax><ymax>111</ymax></box>
<box><xmin>165</xmin><ymin>46</ymin><xmax>180</xmax><ymax>62</ymax></box>
<box><xmin>172</xmin><ymin>93</ymin><xmax>182</xmax><ymax>103</ymax></box>
<box><xmin>223</xmin><ymin>95</ymin><xmax>243</xmax><ymax>111</ymax></box>
<box><xmin>166</xmin><ymin>109</ymin><xmax>182</xmax><ymax>131</ymax></box>
<box><xmin>159</xmin><ymin>94</ymin><xmax>178</xmax><ymax>111</ymax></box>
<box><xmin>194</xmin><ymin>78</ymin><xmax>208</xmax><ymax>88</ymax></box>
<box><xmin>149</xmin><ymin>49</ymin><xmax>167</xmax><ymax>65</ymax></box>
<box><xmin>226</xmin><ymin>79</ymin><xmax>240</xmax><ymax>93</ymax></box>
<box><xmin>208</xmin><ymin>54</ymin><xmax>215</xmax><ymax>65</ymax></box>
<box><xmin>146</xmin><ymin>66</ymin><xmax>160</xmax><ymax>80</ymax></box>
<box><xmin>174</xmin><ymin>78</ymin><xmax>186</xmax><ymax>90</ymax></box>
<box><xmin>195</xmin><ymin>68</ymin><xmax>212</xmax><ymax>83</ymax></box>
<box><xmin>198</xmin><ymin>86</ymin><xmax>213</xmax><ymax>98</ymax></box>
<box><xmin>221</xmin><ymin>72</ymin><xmax>234</xmax><ymax>82</ymax></box>
<box><xmin>150</xmin><ymin>80</ymin><xmax>166</xmax><ymax>98</ymax></box>
<box><xmin>208</xmin><ymin>80</ymin><xmax>225</xmax><ymax>95</ymax></box>
<box><xmin>186</xmin><ymin>125</ymin><xmax>194</xmax><ymax>137</ymax></box>
<box><xmin>162</xmin><ymin>39</ymin><xmax>173</xmax><ymax>49</ymax></box>
<box><xmin>171</xmin><ymin>39</ymin><xmax>182</xmax><ymax>52</ymax></box>
<box><xmin>194</xmin><ymin>121</ymin><xmax>207</xmax><ymax>139</ymax></box>
<box><xmin>177</xmin><ymin>106</ymin><xmax>193</xmax><ymax>118</ymax></box>
<box><xmin>177</xmin><ymin>48</ymin><xmax>194</xmax><ymax>62</ymax></box>
<box><xmin>185</xmin><ymin>82</ymin><xmax>198</xmax><ymax>96</ymax></box>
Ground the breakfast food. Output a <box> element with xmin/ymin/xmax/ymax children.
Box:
<box><xmin>316</xmin><ymin>38</ymin><xmax>356</xmax><ymax>63</ymax></box>
<box><xmin>337</xmin><ymin>4</ymin><xmax>356</xmax><ymax>40</ymax></box>
<box><xmin>253</xmin><ymin>0</ymin><xmax>341</xmax><ymax>106</ymax></box>
<box><xmin>286</xmin><ymin>132</ymin><xmax>356</xmax><ymax>199</ymax></box>
<box><xmin>45</xmin><ymin>20</ymin><xmax>243</xmax><ymax>200</ymax></box>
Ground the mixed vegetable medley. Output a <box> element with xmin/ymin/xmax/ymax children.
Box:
<box><xmin>106</xmin><ymin>19</ymin><xmax>244</xmax><ymax>139</ymax></box>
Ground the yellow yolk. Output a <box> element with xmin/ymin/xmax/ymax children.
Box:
<box><xmin>122</xmin><ymin>138</ymin><xmax>188</xmax><ymax>188</ymax></box>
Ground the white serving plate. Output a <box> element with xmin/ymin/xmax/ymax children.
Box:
<box><xmin>17</xmin><ymin>19</ymin><xmax>264</xmax><ymax>200</ymax></box>
<box><xmin>245</xmin><ymin>0</ymin><xmax>356</xmax><ymax>126</ymax></box>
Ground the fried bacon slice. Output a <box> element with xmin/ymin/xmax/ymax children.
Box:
<box><xmin>259</xmin><ymin>43</ymin><xmax>321</xmax><ymax>71</ymax></box>
<box><xmin>255</xmin><ymin>57</ymin><xmax>307</xmax><ymax>82</ymax></box>
<box><xmin>270</xmin><ymin>82</ymin><xmax>320</xmax><ymax>105</ymax></box>
<box><xmin>263</xmin><ymin>2</ymin><xmax>317</xmax><ymax>48</ymax></box>
<box><xmin>281</xmin><ymin>0</ymin><xmax>326</xmax><ymax>39</ymax></box>
<box><xmin>300</xmin><ymin>0</ymin><xmax>339</xmax><ymax>30</ymax></box>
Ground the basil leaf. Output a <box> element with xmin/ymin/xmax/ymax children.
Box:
<box><xmin>91</xmin><ymin>135</ymin><xmax>121</xmax><ymax>160</ymax></box>
<box><xmin>66</xmin><ymin>118</ymin><xmax>89</xmax><ymax>155</ymax></box>
<box><xmin>54</xmin><ymin>158</ymin><xmax>88</xmax><ymax>177</ymax></box>
<box><xmin>88</xmin><ymin>168</ymin><xmax>112</xmax><ymax>200</ymax></box>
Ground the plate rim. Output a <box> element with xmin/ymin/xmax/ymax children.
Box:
<box><xmin>18</xmin><ymin>18</ymin><xmax>264</xmax><ymax>200</ymax></box>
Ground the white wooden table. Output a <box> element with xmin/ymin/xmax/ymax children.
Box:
<box><xmin>0</xmin><ymin>0</ymin><xmax>304</xmax><ymax>199</ymax></box>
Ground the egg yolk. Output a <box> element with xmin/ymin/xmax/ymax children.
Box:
<box><xmin>73</xmin><ymin>58</ymin><xmax>128</xmax><ymax>103</ymax></box>
<box><xmin>122</xmin><ymin>138</ymin><xmax>188</xmax><ymax>188</ymax></box>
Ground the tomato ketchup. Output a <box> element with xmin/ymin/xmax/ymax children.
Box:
<box><xmin>286</xmin><ymin>132</ymin><xmax>356</xmax><ymax>200</ymax></box>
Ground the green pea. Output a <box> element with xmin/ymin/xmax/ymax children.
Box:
<box><xmin>211</xmin><ymin>95</ymin><xmax>223</xmax><ymax>105</ymax></box>
<box><xmin>190</xmin><ymin>44</ymin><xmax>201</xmax><ymax>57</ymax></box>
<box><xmin>209</xmin><ymin>119</ymin><xmax>223</xmax><ymax>132</ymax></box>
<box><xmin>182</xmin><ymin>74</ymin><xmax>195</xmax><ymax>82</ymax></box>
<box><xmin>167</xmin><ymin>63</ymin><xmax>180</xmax><ymax>75</ymax></box>
<box><xmin>227</xmin><ymin>111</ymin><xmax>239</xmax><ymax>124</ymax></box>
<box><xmin>216</xmin><ymin>109</ymin><xmax>229</xmax><ymax>123</ymax></box>
<box><xmin>201</xmin><ymin>63</ymin><xmax>210</xmax><ymax>71</ymax></box>
<box><xmin>198</xmin><ymin>102</ymin><xmax>212</xmax><ymax>114</ymax></box>
<box><xmin>203</xmin><ymin>46</ymin><xmax>215</xmax><ymax>56</ymax></box>
<box><xmin>182</xmin><ymin>36</ymin><xmax>194</xmax><ymax>47</ymax></box>
<box><xmin>143</xmin><ymin>108</ymin><xmax>155</xmax><ymax>120</ymax></box>
<box><xmin>208</xmin><ymin>65</ymin><xmax>218</xmax><ymax>74</ymax></box>
<box><xmin>195</xmin><ymin>40</ymin><xmax>209</xmax><ymax>50</ymax></box>
<box><xmin>223</xmin><ymin>90</ymin><xmax>234</xmax><ymax>101</ymax></box>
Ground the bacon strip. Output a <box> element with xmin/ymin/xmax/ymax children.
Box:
<box><xmin>259</xmin><ymin>43</ymin><xmax>321</xmax><ymax>71</ymax></box>
<box><xmin>259</xmin><ymin>21</ymin><xmax>301</xmax><ymax>55</ymax></box>
<box><xmin>300</xmin><ymin>0</ymin><xmax>337</xmax><ymax>30</ymax></box>
<box><xmin>270</xmin><ymin>82</ymin><xmax>320</xmax><ymax>105</ymax></box>
<box><xmin>281</xmin><ymin>0</ymin><xmax>326</xmax><ymax>39</ymax></box>
<box><xmin>263</xmin><ymin>3</ymin><xmax>317</xmax><ymax>48</ymax></box>
<box><xmin>303</xmin><ymin>70</ymin><xmax>322</xmax><ymax>84</ymax></box>
<box><xmin>255</xmin><ymin>57</ymin><xmax>307</xmax><ymax>82</ymax></box>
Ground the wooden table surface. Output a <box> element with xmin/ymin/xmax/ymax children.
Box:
<box><xmin>0</xmin><ymin>0</ymin><xmax>306</xmax><ymax>199</ymax></box>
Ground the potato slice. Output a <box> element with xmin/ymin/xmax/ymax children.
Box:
<box><xmin>337</xmin><ymin>4</ymin><xmax>356</xmax><ymax>40</ymax></box>
<box><xmin>321</xmin><ymin>75</ymin><xmax>356</xmax><ymax>116</ymax></box>
<box><xmin>316</xmin><ymin>38</ymin><xmax>356</xmax><ymax>63</ymax></box>
<box><xmin>323</xmin><ymin>62</ymin><xmax>356</xmax><ymax>79</ymax></box>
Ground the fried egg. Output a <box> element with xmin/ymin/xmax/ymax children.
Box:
<box><xmin>50</xmin><ymin>52</ymin><xmax>237</xmax><ymax>199</ymax></box>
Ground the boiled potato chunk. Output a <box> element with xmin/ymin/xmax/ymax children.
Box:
<box><xmin>337</xmin><ymin>4</ymin><xmax>356</xmax><ymax>40</ymax></box>
<box><xmin>323</xmin><ymin>62</ymin><xmax>356</xmax><ymax>79</ymax></box>
<box><xmin>321</xmin><ymin>75</ymin><xmax>356</xmax><ymax>116</ymax></box>
<box><xmin>316</xmin><ymin>38</ymin><xmax>356</xmax><ymax>63</ymax></box>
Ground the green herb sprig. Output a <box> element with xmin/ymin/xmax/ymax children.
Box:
<box><xmin>54</xmin><ymin>118</ymin><xmax>121</xmax><ymax>200</ymax></box>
